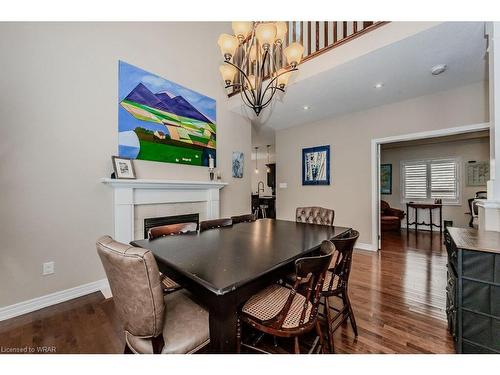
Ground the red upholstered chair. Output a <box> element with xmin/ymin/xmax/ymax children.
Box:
<box><xmin>380</xmin><ymin>200</ymin><xmax>405</xmax><ymax>231</ymax></box>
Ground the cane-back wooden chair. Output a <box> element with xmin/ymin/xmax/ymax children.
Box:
<box><xmin>231</xmin><ymin>214</ymin><xmax>257</xmax><ymax>224</ymax></box>
<box><xmin>199</xmin><ymin>218</ymin><xmax>233</xmax><ymax>232</ymax></box>
<box><xmin>147</xmin><ymin>222</ymin><xmax>198</xmax><ymax>293</ymax></box>
<box><xmin>321</xmin><ymin>229</ymin><xmax>359</xmax><ymax>352</ymax></box>
<box><xmin>148</xmin><ymin>222</ymin><xmax>198</xmax><ymax>240</ymax></box>
<box><xmin>237</xmin><ymin>240</ymin><xmax>335</xmax><ymax>354</ymax></box>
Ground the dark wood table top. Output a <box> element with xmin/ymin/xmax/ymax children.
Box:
<box><xmin>132</xmin><ymin>219</ymin><xmax>351</xmax><ymax>296</ymax></box>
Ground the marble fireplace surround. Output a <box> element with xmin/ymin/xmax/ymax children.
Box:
<box><xmin>101</xmin><ymin>178</ymin><xmax>227</xmax><ymax>243</ymax></box>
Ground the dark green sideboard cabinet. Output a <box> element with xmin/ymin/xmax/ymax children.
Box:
<box><xmin>445</xmin><ymin>227</ymin><xmax>500</xmax><ymax>353</ymax></box>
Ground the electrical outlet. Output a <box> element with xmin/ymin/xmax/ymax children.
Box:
<box><xmin>42</xmin><ymin>261</ymin><xmax>55</xmax><ymax>275</ymax></box>
<box><xmin>279</xmin><ymin>182</ymin><xmax>288</xmax><ymax>189</ymax></box>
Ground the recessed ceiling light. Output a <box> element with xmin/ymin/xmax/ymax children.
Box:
<box><xmin>303</xmin><ymin>105</ymin><xmax>309</xmax><ymax>110</ymax></box>
<box><xmin>374</xmin><ymin>82</ymin><xmax>384</xmax><ymax>89</ymax></box>
<box><xmin>431</xmin><ymin>64</ymin><xmax>447</xmax><ymax>75</ymax></box>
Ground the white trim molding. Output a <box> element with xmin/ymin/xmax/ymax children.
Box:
<box><xmin>101</xmin><ymin>178</ymin><xmax>227</xmax><ymax>244</ymax></box>
<box><xmin>100</xmin><ymin>178</ymin><xmax>227</xmax><ymax>190</ymax></box>
<box><xmin>0</xmin><ymin>279</ymin><xmax>109</xmax><ymax>322</ymax></box>
<box><xmin>371</xmin><ymin>122</ymin><xmax>490</xmax><ymax>251</ymax></box>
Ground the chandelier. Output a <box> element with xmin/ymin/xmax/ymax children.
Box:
<box><xmin>217</xmin><ymin>22</ymin><xmax>304</xmax><ymax>116</ymax></box>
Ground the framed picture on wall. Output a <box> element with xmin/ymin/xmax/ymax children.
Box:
<box><xmin>302</xmin><ymin>145</ymin><xmax>330</xmax><ymax>185</ymax></box>
<box><xmin>112</xmin><ymin>156</ymin><xmax>136</xmax><ymax>179</ymax></box>
<box><xmin>380</xmin><ymin>163</ymin><xmax>392</xmax><ymax>194</ymax></box>
<box><xmin>232</xmin><ymin>151</ymin><xmax>244</xmax><ymax>178</ymax></box>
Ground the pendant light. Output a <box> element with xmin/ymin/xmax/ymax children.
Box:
<box><xmin>266</xmin><ymin>145</ymin><xmax>271</xmax><ymax>173</ymax></box>
<box><xmin>254</xmin><ymin>146</ymin><xmax>259</xmax><ymax>174</ymax></box>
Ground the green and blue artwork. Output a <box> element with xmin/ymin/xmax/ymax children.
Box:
<box><xmin>380</xmin><ymin>164</ymin><xmax>392</xmax><ymax>195</ymax></box>
<box><xmin>118</xmin><ymin>61</ymin><xmax>216</xmax><ymax>167</ymax></box>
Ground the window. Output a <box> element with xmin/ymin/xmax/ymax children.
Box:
<box><xmin>401</xmin><ymin>158</ymin><xmax>459</xmax><ymax>203</ymax></box>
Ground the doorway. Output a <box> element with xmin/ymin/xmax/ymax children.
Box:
<box><xmin>371</xmin><ymin>123</ymin><xmax>490</xmax><ymax>250</ymax></box>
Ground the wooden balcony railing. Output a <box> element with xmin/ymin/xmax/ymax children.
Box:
<box><xmin>228</xmin><ymin>21</ymin><xmax>388</xmax><ymax>97</ymax></box>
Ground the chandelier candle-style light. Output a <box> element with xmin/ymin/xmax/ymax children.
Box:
<box><xmin>218</xmin><ymin>22</ymin><xmax>304</xmax><ymax>116</ymax></box>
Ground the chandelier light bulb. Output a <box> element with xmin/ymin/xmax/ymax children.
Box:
<box><xmin>232</xmin><ymin>21</ymin><xmax>253</xmax><ymax>40</ymax></box>
<box><xmin>219</xmin><ymin>64</ymin><xmax>237</xmax><ymax>85</ymax></box>
<box><xmin>284</xmin><ymin>42</ymin><xmax>304</xmax><ymax>67</ymax></box>
<box><xmin>255</xmin><ymin>23</ymin><xmax>277</xmax><ymax>49</ymax></box>
<box><xmin>217</xmin><ymin>33</ymin><xmax>239</xmax><ymax>60</ymax></box>
<box><xmin>218</xmin><ymin>21</ymin><xmax>303</xmax><ymax>116</ymax></box>
<box><xmin>275</xmin><ymin>22</ymin><xmax>288</xmax><ymax>45</ymax></box>
<box><xmin>276</xmin><ymin>68</ymin><xmax>292</xmax><ymax>89</ymax></box>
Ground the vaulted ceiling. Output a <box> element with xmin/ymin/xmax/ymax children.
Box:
<box><xmin>244</xmin><ymin>22</ymin><xmax>487</xmax><ymax>133</ymax></box>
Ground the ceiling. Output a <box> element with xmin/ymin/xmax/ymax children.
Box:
<box><xmin>249</xmin><ymin>22</ymin><xmax>487</xmax><ymax>131</ymax></box>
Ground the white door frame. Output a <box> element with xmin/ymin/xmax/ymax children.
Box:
<box><xmin>371</xmin><ymin>122</ymin><xmax>490</xmax><ymax>251</ymax></box>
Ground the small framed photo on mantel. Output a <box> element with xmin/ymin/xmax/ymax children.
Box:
<box><xmin>112</xmin><ymin>156</ymin><xmax>136</xmax><ymax>179</ymax></box>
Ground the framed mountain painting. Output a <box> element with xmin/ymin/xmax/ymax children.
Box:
<box><xmin>118</xmin><ymin>61</ymin><xmax>216</xmax><ymax>167</ymax></box>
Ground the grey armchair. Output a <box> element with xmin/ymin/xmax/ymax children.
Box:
<box><xmin>96</xmin><ymin>235</ymin><xmax>210</xmax><ymax>354</ymax></box>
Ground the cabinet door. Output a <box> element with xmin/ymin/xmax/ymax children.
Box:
<box><xmin>446</xmin><ymin>266</ymin><xmax>458</xmax><ymax>340</ymax></box>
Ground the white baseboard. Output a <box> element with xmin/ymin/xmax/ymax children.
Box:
<box><xmin>0</xmin><ymin>278</ymin><xmax>109</xmax><ymax>322</ymax></box>
<box><xmin>355</xmin><ymin>242</ymin><xmax>377</xmax><ymax>251</ymax></box>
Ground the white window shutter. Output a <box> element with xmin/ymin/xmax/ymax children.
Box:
<box><xmin>431</xmin><ymin>161</ymin><xmax>457</xmax><ymax>199</ymax></box>
<box><xmin>403</xmin><ymin>163</ymin><xmax>427</xmax><ymax>199</ymax></box>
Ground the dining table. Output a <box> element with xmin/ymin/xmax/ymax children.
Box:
<box><xmin>131</xmin><ymin>218</ymin><xmax>351</xmax><ymax>353</ymax></box>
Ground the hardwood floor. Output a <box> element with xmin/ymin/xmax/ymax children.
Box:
<box><xmin>0</xmin><ymin>229</ymin><xmax>455</xmax><ymax>354</ymax></box>
<box><xmin>332</xmin><ymin>229</ymin><xmax>454</xmax><ymax>353</ymax></box>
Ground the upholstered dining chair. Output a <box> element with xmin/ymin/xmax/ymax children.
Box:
<box><xmin>237</xmin><ymin>240</ymin><xmax>335</xmax><ymax>354</ymax></box>
<box><xmin>296</xmin><ymin>207</ymin><xmax>335</xmax><ymax>226</ymax></box>
<box><xmin>321</xmin><ymin>229</ymin><xmax>359</xmax><ymax>353</ymax></box>
<box><xmin>199</xmin><ymin>218</ymin><xmax>233</xmax><ymax>232</ymax></box>
<box><xmin>96</xmin><ymin>235</ymin><xmax>210</xmax><ymax>354</ymax></box>
<box><xmin>230</xmin><ymin>214</ymin><xmax>256</xmax><ymax>224</ymax></box>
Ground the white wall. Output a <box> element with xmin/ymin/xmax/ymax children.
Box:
<box><xmin>0</xmin><ymin>22</ymin><xmax>252</xmax><ymax>308</ymax></box>
<box><xmin>381</xmin><ymin>137</ymin><xmax>490</xmax><ymax>228</ymax></box>
<box><xmin>276</xmin><ymin>81</ymin><xmax>488</xmax><ymax>245</ymax></box>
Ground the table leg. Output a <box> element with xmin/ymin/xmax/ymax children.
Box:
<box><xmin>439</xmin><ymin>206</ymin><xmax>443</xmax><ymax>234</ymax></box>
<box><xmin>415</xmin><ymin>208</ymin><xmax>418</xmax><ymax>232</ymax></box>
<box><xmin>209</xmin><ymin>294</ymin><xmax>238</xmax><ymax>353</ymax></box>
<box><xmin>406</xmin><ymin>204</ymin><xmax>409</xmax><ymax>231</ymax></box>
<box><xmin>430</xmin><ymin>208</ymin><xmax>433</xmax><ymax>233</ymax></box>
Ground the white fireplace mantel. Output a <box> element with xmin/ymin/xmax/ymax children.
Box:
<box><xmin>101</xmin><ymin>178</ymin><xmax>227</xmax><ymax>243</ymax></box>
<box><xmin>101</xmin><ymin>178</ymin><xmax>227</xmax><ymax>190</ymax></box>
